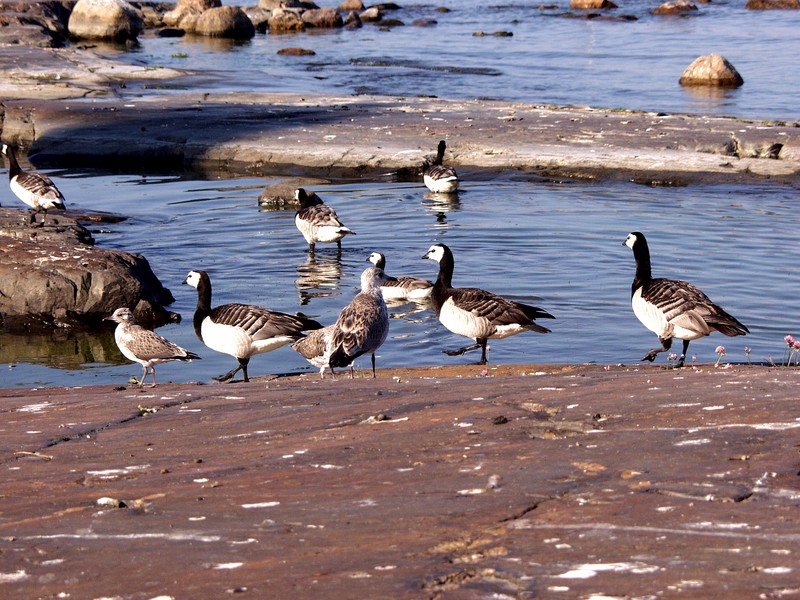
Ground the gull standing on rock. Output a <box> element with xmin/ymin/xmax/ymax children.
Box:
<box><xmin>422</xmin><ymin>243</ymin><xmax>554</xmax><ymax>365</ymax></box>
<box><xmin>624</xmin><ymin>231</ymin><xmax>749</xmax><ymax>367</ymax></box>
<box><xmin>184</xmin><ymin>270</ymin><xmax>323</xmax><ymax>383</ymax></box>
<box><xmin>105</xmin><ymin>307</ymin><xmax>200</xmax><ymax>388</ymax></box>
<box><xmin>328</xmin><ymin>266</ymin><xmax>389</xmax><ymax>378</ymax></box>
<box><xmin>1</xmin><ymin>143</ymin><xmax>66</xmax><ymax>226</ymax></box>
<box><xmin>294</xmin><ymin>188</ymin><xmax>355</xmax><ymax>251</ymax></box>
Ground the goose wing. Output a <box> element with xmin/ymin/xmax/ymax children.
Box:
<box><xmin>382</xmin><ymin>275</ymin><xmax>433</xmax><ymax>293</ymax></box>
<box><xmin>424</xmin><ymin>164</ymin><xmax>457</xmax><ymax>180</ymax></box>
<box><xmin>210</xmin><ymin>303</ymin><xmax>320</xmax><ymax>340</ymax></box>
<box><xmin>297</xmin><ymin>204</ymin><xmax>346</xmax><ymax>228</ymax></box>
<box><xmin>452</xmin><ymin>287</ymin><xmax>553</xmax><ymax>332</ymax></box>
<box><xmin>14</xmin><ymin>172</ymin><xmax>65</xmax><ymax>204</ymax></box>
<box><xmin>643</xmin><ymin>278</ymin><xmax>748</xmax><ymax>336</ymax></box>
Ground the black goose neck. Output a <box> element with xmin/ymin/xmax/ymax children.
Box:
<box><xmin>195</xmin><ymin>273</ymin><xmax>213</xmax><ymax>312</ymax></box>
<box><xmin>436</xmin><ymin>246</ymin><xmax>454</xmax><ymax>289</ymax></box>
<box><xmin>632</xmin><ymin>236</ymin><xmax>653</xmax><ymax>290</ymax></box>
<box><xmin>4</xmin><ymin>146</ymin><xmax>21</xmax><ymax>179</ymax></box>
<box><xmin>435</xmin><ymin>141</ymin><xmax>445</xmax><ymax>166</ymax></box>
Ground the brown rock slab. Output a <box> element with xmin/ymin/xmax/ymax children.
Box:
<box><xmin>302</xmin><ymin>6</ymin><xmax>343</xmax><ymax>28</ymax></box>
<box><xmin>0</xmin><ymin>207</ymin><xmax>177</xmax><ymax>330</ymax></box>
<box><xmin>1</xmin><ymin>364</ymin><xmax>799</xmax><ymax>597</ymax></box>
<box><xmin>570</xmin><ymin>0</ymin><xmax>618</xmax><ymax>8</ymax></box>
<box><xmin>746</xmin><ymin>0</ymin><xmax>800</xmax><ymax>7</ymax></box>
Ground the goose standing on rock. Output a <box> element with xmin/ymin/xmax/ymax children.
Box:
<box><xmin>422</xmin><ymin>243</ymin><xmax>554</xmax><ymax>365</ymax></box>
<box><xmin>367</xmin><ymin>251</ymin><xmax>433</xmax><ymax>301</ymax></box>
<box><xmin>105</xmin><ymin>307</ymin><xmax>200</xmax><ymax>388</ymax></box>
<box><xmin>624</xmin><ymin>231</ymin><xmax>749</xmax><ymax>367</ymax></box>
<box><xmin>183</xmin><ymin>270</ymin><xmax>323</xmax><ymax>382</ymax></box>
<box><xmin>1</xmin><ymin>143</ymin><xmax>66</xmax><ymax>226</ymax></box>
<box><xmin>294</xmin><ymin>188</ymin><xmax>355</xmax><ymax>251</ymax></box>
<box><xmin>328</xmin><ymin>266</ymin><xmax>389</xmax><ymax>378</ymax></box>
<box><xmin>422</xmin><ymin>140</ymin><xmax>459</xmax><ymax>194</ymax></box>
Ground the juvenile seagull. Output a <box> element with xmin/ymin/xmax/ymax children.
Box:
<box><xmin>291</xmin><ymin>324</ymin><xmax>337</xmax><ymax>379</ymax></box>
<box><xmin>294</xmin><ymin>188</ymin><xmax>355</xmax><ymax>251</ymax></box>
<box><xmin>105</xmin><ymin>307</ymin><xmax>200</xmax><ymax>388</ymax></box>
<box><xmin>422</xmin><ymin>243</ymin><xmax>554</xmax><ymax>365</ymax></box>
<box><xmin>1</xmin><ymin>143</ymin><xmax>66</xmax><ymax>226</ymax></box>
<box><xmin>624</xmin><ymin>231</ymin><xmax>749</xmax><ymax>367</ymax></box>
<box><xmin>328</xmin><ymin>266</ymin><xmax>389</xmax><ymax>378</ymax></box>
<box><xmin>183</xmin><ymin>270</ymin><xmax>322</xmax><ymax>383</ymax></box>
<box><xmin>367</xmin><ymin>251</ymin><xmax>433</xmax><ymax>301</ymax></box>
<box><xmin>422</xmin><ymin>140</ymin><xmax>459</xmax><ymax>194</ymax></box>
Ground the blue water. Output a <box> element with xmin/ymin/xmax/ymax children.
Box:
<box><xmin>2</xmin><ymin>174</ymin><xmax>798</xmax><ymax>387</ymax></box>
<box><xmin>119</xmin><ymin>0</ymin><xmax>800</xmax><ymax>121</ymax></box>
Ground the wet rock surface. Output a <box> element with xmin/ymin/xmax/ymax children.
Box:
<box><xmin>1</xmin><ymin>363</ymin><xmax>799</xmax><ymax>597</ymax></box>
<box><xmin>0</xmin><ymin>208</ymin><xmax>177</xmax><ymax>330</ymax></box>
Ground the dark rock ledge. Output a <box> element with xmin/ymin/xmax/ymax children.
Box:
<box><xmin>0</xmin><ymin>207</ymin><xmax>176</xmax><ymax>332</ymax></box>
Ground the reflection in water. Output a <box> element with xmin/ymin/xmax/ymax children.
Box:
<box><xmin>423</xmin><ymin>191</ymin><xmax>461</xmax><ymax>227</ymax></box>
<box><xmin>295</xmin><ymin>251</ymin><xmax>344</xmax><ymax>306</ymax></box>
<box><xmin>681</xmin><ymin>85</ymin><xmax>740</xmax><ymax>110</ymax></box>
<box><xmin>0</xmin><ymin>328</ymin><xmax>124</xmax><ymax>370</ymax></box>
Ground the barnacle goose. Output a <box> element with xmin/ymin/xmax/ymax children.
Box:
<box><xmin>367</xmin><ymin>251</ymin><xmax>433</xmax><ymax>301</ymax></box>
<box><xmin>1</xmin><ymin>143</ymin><xmax>66</xmax><ymax>226</ymax></box>
<box><xmin>422</xmin><ymin>140</ymin><xmax>459</xmax><ymax>194</ymax></box>
<box><xmin>183</xmin><ymin>270</ymin><xmax>322</xmax><ymax>382</ymax></box>
<box><xmin>105</xmin><ymin>307</ymin><xmax>200</xmax><ymax>387</ymax></box>
<box><xmin>422</xmin><ymin>243</ymin><xmax>554</xmax><ymax>365</ymax></box>
<box><xmin>294</xmin><ymin>188</ymin><xmax>355</xmax><ymax>251</ymax></box>
<box><xmin>328</xmin><ymin>266</ymin><xmax>389</xmax><ymax>378</ymax></box>
<box><xmin>624</xmin><ymin>231</ymin><xmax>749</xmax><ymax>367</ymax></box>
<box><xmin>291</xmin><ymin>324</ymin><xmax>337</xmax><ymax>379</ymax></box>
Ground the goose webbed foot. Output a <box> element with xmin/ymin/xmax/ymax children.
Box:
<box><xmin>215</xmin><ymin>366</ymin><xmax>241</xmax><ymax>382</ymax></box>
<box><xmin>641</xmin><ymin>337</ymin><xmax>674</xmax><ymax>364</ymax></box>
<box><xmin>443</xmin><ymin>343</ymin><xmax>481</xmax><ymax>357</ymax></box>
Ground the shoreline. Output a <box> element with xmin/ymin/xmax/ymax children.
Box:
<box><xmin>3</xmin><ymin>363</ymin><xmax>800</xmax><ymax>596</ymax></box>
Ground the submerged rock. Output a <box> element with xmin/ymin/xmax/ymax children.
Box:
<box><xmin>679</xmin><ymin>53</ymin><xmax>744</xmax><ymax>87</ymax></box>
<box><xmin>653</xmin><ymin>0</ymin><xmax>698</xmax><ymax>14</ymax></box>
<box><xmin>0</xmin><ymin>208</ymin><xmax>177</xmax><ymax>332</ymax></box>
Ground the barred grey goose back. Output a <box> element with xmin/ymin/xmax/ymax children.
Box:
<box><xmin>328</xmin><ymin>266</ymin><xmax>389</xmax><ymax>378</ymax></box>
<box><xmin>105</xmin><ymin>307</ymin><xmax>200</xmax><ymax>387</ymax></box>
<box><xmin>624</xmin><ymin>231</ymin><xmax>749</xmax><ymax>367</ymax></box>
<box><xmin>294</xmin><ymin>188</ymin><xmax>355</xmax><ymax>251</ymax></box>
<box><xmin>291</xmin><ymin>324</ymin><xmax>337</xmax><ymax>378</ymax></box>
<box><xmin>422</xmin><ymin>243</ymin><xmax>554</xmax><ymax>365</ymax></box>
<box><xmin>183</xmin><ymin>270</ymin><xmax>322</xmax><ymax>382</ymax></box>
<box><xmin>422</xmin><ymin>140</ymin><xmax>459</xmax><ymax>194</ymax></box>
<box><xmin>1</xmin><ymin>143</ymin><xmax>66</xmax><ymax>226</ymax></box>
<box><xmin>367</xmin><ymin>251</ymin><xmax>433</xmax><ymax>301</ymax></box>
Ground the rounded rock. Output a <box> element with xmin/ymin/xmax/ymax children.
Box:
<box><xmin>195</xmin><ymin>6</ymin><xmax>256</xmax><ymax>38</ymax></box>
<box><xmin>679</xmin><ymin>53</ymin><xmax>744</xmax><ymax>87</ymax></box>
<box><xmin>67</xmin><ymin>0</ymin><xmax>143</xmax><ymax>41</ymax></box>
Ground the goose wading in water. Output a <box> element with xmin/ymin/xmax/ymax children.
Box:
<box><xmin>422</xmin><ymin>243</ymin><xmax>554</xmax><ymax>365</ymax></box>
<box><xmin>328</xmin><ymin>266</ymin><xmax>389</xmax><ymax>378</ymax></box>
<box><xmin>294</xmin><ymin>188</ymin><xmax>355</xmax><ymax>251</ymax></box>
<box><xmin>624</xmin><ymin>231</ymin><xmax>749</xmax><ymax>367</ymax></box>
<box><xmin>367</xmin><ymin>251</ymin><xmax>433</xmax><ymax>301</ymax></box>
<box><xmin>422</xmin><ymin>140</ymin><xmax>459</xmax><ymax>194</ymax></box>
<box><xmin>183</xmin><ymin>270</ymin><xmax>323</xmax><ymax>382</ymax></box>
<box><xmin>1</xmin><ymin>143</ymin><xmax>66</xmax><ymax>226</ymax></box>
<box><xmin>105</xmin><ymin>307</ymin><xmax>200</xmax><ymax>388</ymax></box>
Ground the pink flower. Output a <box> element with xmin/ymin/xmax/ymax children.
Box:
<box><xmin>715</xmin><ymin>346</ymin><xmax>726</xmax><ymax>355</ymax></box>
<box><xmin>785</xmin><ymin>334</ymin><xmax>796</xmax><ymax>346</ymax></box>
<box><xmin>794</xmin><ymin>341</ymin><xmax>800</xmax><ymax>350</ymax></box>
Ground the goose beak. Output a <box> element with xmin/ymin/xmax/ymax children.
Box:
<box><xmin>421</xmin><ymin>250</ymin><xmax>430</xmax><ymax>260</ymax></box>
